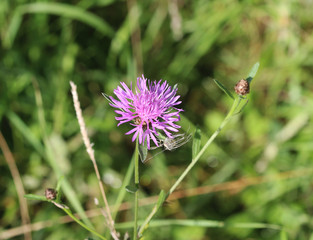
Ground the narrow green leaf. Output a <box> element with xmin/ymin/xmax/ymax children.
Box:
<box><xmin>229</xmin><ymin>222</ymin><xmax>281</xmax><ymax>230</ymax></box>
<box><xmin>3</xmin><ymin>7</ymin><xmax>23</xmax><ymax>48</ymax></box>
<box><xmin>101</xmin><ymin>92</ymin><xmax>114</xmax><ymax>105</ymax></box>
<box><xmin>61</xmin><ymin>207</ymin><xmax>107</xmax><ymax>240</ymax></box>
<box><xmin>7</xmin><ymin>111</ymin><xmax>45</xmax><ymax>156</ymax></box>
<box><xmin>138</xmin><ymin>190</ymin><xmax>166</xmax><ymax>237</ymax></box>
<box><xmin>156</xmin><ymin>190</ymin><xmax>166</xmax><ymax>208</ymax></box>
<box><xmin>213</xmin><ymin>79</ymin><xmax>234</xmax><ymax>100</ymax></box>
<box><xmin>112</xmin><ymin>151</ymin><xmax>135</xmax><ymax>220</ymax></box>
<box><xmin>192</xmin><ymin>128</ymin><xmax>201</xmax><ymax>159</ymax></box>
<box><xmin>116</xmin><ymin>219</ymin><xmax>282</xmax><ymax>230</ymax></box>
<box><xmin>56</xmin><ymin>176</ymin><xmax>64</xmax><ymax>192</ymax></box>
<box><xmin>107</xmin><ymin>5</ymin><xmax>142</xmax><ymax>63</ymax></box>
<box><xmin>55</xmin><ymin>176</ymin><xmax>64</xmax><ymax>202</ymax></box>
<box><xmin>139</xmin><ymin>142</ymin><xmax>148</xmax><ymax>163</ymax></box>
<box><xmin>24</xmin><ymin>194</ymin><xmax>48</xmax><ymax>201</ymax></box>
<box><xmin>280</xmin><ymin>230</ymin><xmax>288</xmax><ymax>240</ymax></box>
<box><xmin>25</xmin><ymin>3</ymin><xmax>114</xmax><ymax>36</ymax></box>
<box><xmin>246</xmin><ymin>62</ymin><xmax>260</xmax><ymax>84</ymax></box>
<box><xmin>125</xmin><ymin>185</ymin><xmax>138</xmax><ymax>193</ymax></box>
<box><xmin>4</xmin><ymin>2</ymin><xmax>114</xmax><ymax>48</ymax></box>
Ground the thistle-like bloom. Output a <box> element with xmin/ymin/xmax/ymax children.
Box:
<box><xmin>108</xmin><ymin>75</ymin><xmax>182</xmax><ymax>149</ymax></box>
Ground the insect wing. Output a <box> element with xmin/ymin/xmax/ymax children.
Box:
<box><xmin>146</xmin><ymin>133</ymin><xmax>192</xmax><ymax>162</ymax></box>
<box><xmin>164</xmin><ymin>133</ymin><xmax>192</xmax><ymax>150</ymax></box>
<box><xmin>176</xmin><ymin>133</ymin><xmax>192</xmax><ymax>148</ymax></box>
<box><xmin>143</xmin><ymin>147</ymin><xmax>167</xmax><ymax>163</ymax></box>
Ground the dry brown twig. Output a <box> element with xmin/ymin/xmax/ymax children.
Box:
<box><xmin>70</xmin><ymin>81</ymin><xmax>119</xmax><ymax>240</ymax></box>
<box><xmin>0</xmin><ymin>132</ymin><xmax>32</xmax><ymax>240</ymax></box>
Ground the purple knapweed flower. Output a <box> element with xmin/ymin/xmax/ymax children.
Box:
<box><xmin>108</xmin><ymin>75</ymin><xmax>182</xmax><ymax>149</ymax></box>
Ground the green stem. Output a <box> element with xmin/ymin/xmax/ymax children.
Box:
<box><xmin>133</xmin><ymin>139</ymin><xmax>140</xmax><ymax>240</ymax></box>
<box><xmin>115</xmin><ymin>219</ymin><xmax>281</xmax><ymax>231</ymax></box>
<box><xmin>168</xmin><ymin>97</ymin><xmax>241</xmax><ymax>196</ymax></box>
<box><xmin>62</xmin><ymin>207</ymin><xmax>107</xmax><ymax>240</ymax></box>
<box><xmin>138</xmin><ymin>96</ymin><xmax>242</xmax><ymax>236</ymax></box>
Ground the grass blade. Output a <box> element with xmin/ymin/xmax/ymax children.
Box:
<box><xmin>192</xmin><ymin>128</ymin><xmax>201</xmax><ymax>159</ymax></box>
<box><xmin>4</xmin><ymin>2</ymin><xmax>114</xmax><ymax>48</ymax></box>
<box><xmin>213</xmin><ymin>79</ymin><xmax>234</xmax><ymax>100</ymax></box>
<box><xmin>56</xmin><ymin>176</ymin><xmax>64</xmax><ymax>193</ymax></box>
<box><xmin>116</xmin><ymin>219</ymin><xmax>281</xmax><ymax>231</ymax></box>
<box><xmin>246</xmin><ymin>62</ymin><xmax>260</xmax><ymax>84</ymax></box>
<box><xmin>24</xmin><ymin>194</ymin><xmax>48</xmax><ymax>202</ymax></box>
<box><xmin>7</xmin><ymin>111</ymin><xmax>45</xmax><ymax>156</ymax></box>
<box><xmin>125</xmin><ymin>185</ymin><xmax>138</xmax><ymax>193</ymax></box>
<box><xmin>7</xmin><ymin>111</ymin><xmax>93</xmax><ymax>228</ymax></box>
<box><xmin>2</xmin><ymin>7</ymin><xmax>23</xmax><ymax>48</ymax></box>
<box><xmin>280</xmin><ymin>230</ymin><xmax>288</xmax><ymax>240</ymax></box>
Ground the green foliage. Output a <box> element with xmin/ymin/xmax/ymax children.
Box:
<box><xmin>213</xmin><ymin>79</ymin><xmax>235</xmax><ymax>100</ymax></box>
<box><xmin>192</xmin><ymin>128</ymin><xmax>201</xmax><ymax>159</ymax></box>
<box><xmin>246</xmin><ymin>62</ymin><xmax>260</xmax><ymax>84</ymax></box>
<box><xmin>125</xmin><ymin>185</ymin><xmax>138</xmax><ymax>194</ymax></box>
<box><xmin>1</xmin><ymin>0</ymin><xmax>313</xmax><ymax>239</ymax></box>
<box><xmin>24</xmin><ymin>194</ymin><xmax>48</xmax><ymax>202</ymax></box>
<box><xmin>138</xmin><ymin>141</ymin><xmax>148</xmax><ymax>163</ymax></box>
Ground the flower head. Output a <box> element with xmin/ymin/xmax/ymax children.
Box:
<box><xmin>108</xmin><ymin>75</ymin><xmax>182</xmax><ymax>149</ymax></box>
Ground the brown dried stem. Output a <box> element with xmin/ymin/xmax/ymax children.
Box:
<box><xmin>70</xmin><ymin>81</ymin><xmax>119</xmax><ymax>240</ymax></box>
<box><xmin>0</xmin><ymin>132</ymin><xmax>32</xmax><ymax>240</ymax></box>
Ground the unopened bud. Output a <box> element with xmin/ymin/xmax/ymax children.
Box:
<box><xmin>234</xmin><ymin>79</ymin><xmax>250</xmax><ymax>96</ymax></box>
<box><xmin>45</xmin><ymin>188</ymin><xmax>57</xmax><ymax>200</ymax></box>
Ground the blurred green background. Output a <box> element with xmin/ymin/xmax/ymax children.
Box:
<box><xmin>1</xmin><ymin>0</ymin><xmax>313</xmax><ymax>239</ymax></box>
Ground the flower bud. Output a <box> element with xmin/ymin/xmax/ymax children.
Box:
<box><xmin>234</xmin><ymin>79</ymin><xmax>250</xmax><ymax>96</ymax></box>
<box><xmin>45</xmin><ymin>188</ymin><xmax>57</xmax><ymax>200</ymax></box>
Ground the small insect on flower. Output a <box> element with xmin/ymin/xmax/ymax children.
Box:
<box><xmin>142</xmin><ymin>132</ymin><xmax>192</xmax><ymax>163</ymax></box>
<box><xmin>153</xmin><ymin>132</ymin><xmax>192</xmax><ymax>151</ymax></box>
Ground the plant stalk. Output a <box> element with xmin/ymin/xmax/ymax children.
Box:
<box><xmin>138</xmin><ymin>96</ymin><xmax>242</xmax><ymax>236</ymax></box>
<box><xmin>168</xmin><ymin>97</ymin><xmax>241</xmax><ymax>196</ymax></box>
<box><xmin>62</xmin><ymin>207</ymin><xmax>107</xmax><ymax>240</ymax></box>
<box><xmin>133</xmin><ymin>139</ymin><xmax>140</xmax><ymax>240</ymax></box>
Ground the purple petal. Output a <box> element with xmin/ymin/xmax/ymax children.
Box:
<box><xmin>107</xmin><ymin>75</ymin><xmax>183</xmax><ymax>149</ymax></box>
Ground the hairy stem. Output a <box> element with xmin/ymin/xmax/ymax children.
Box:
<box><xmin>70</xmin><ymin>81</ymin><xmax>119</xmax><ymax>239</ymax></box>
